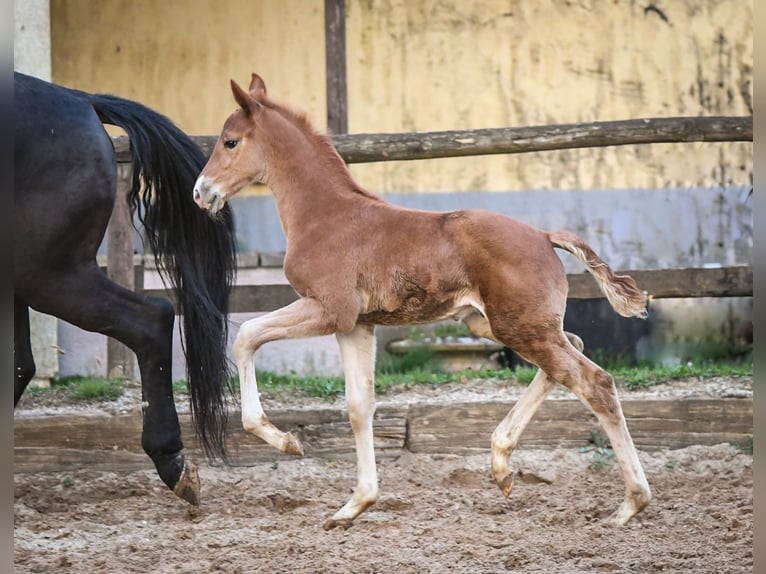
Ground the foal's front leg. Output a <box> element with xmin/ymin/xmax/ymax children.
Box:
<box><xmin>233</xmin><ymin>298</ymin><xmax>335</xmax><ymax>454</ymax></box>
<box><xmin>324</xmin><ymin>324</ymin><xmax>379</xmax><ymax>529</ymax></box>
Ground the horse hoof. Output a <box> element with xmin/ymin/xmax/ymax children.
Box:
<box><xmin>173</xmin><ymin>460</ymin><xmax>200</xmax><ymax>507</ymax></box>
<box><xmin>323</xmin><ymin>517</ymin><xmax>353</xmax><ymax>531</ymax></box>
<box><xmin>496</xmin><ymin>473</ymin><xmax>514</xmax><ymax>497</ymax></box>
<box><xmin>283</xmin><ymin>432</ymin><xmax>304</xmax><ymax>456</ymax></box>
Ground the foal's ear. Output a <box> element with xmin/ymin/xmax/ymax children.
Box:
<box><xmin>230</xmin><ymin>79</ymin><xmax>260</xmax><ymax>115</ymax></box>
<box><xmin>248</xmin><ymin>73</ymin><xmax>267</xmax><ymax>99</ymax></box>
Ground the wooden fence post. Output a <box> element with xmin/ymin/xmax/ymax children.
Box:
<box><xmin>325</xmin><ymin>0</ymin><xmax>348</xmax><ymax>135</ymax></box>
<box><xmin>106</xmin><ymin>165</ymin><xmax>135</xmax><ymax>380</ymax></box>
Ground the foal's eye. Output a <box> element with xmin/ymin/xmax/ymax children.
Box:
<box><xmin>223</xmin><ymin>139</ymin><xmax>238</xmax><ymax>150</ymax></box>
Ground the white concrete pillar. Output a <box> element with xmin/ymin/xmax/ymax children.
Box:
<box><xmin>15</xmin><ymin>0</ymin><xmax>57</xmax><ymax>386</ymax></box>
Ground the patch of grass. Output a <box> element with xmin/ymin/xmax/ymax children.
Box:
<box><xmin>40</xmin><ymin>357</ymin><xmax>750</xmax><ymax>405</ymax></box>
<box><xmin>52</xmin><ymin>375</ymin><xmax>124</xmax><ymax>401</ymax></box>
<box><xmin>511</xmin><ymin>365</ymin><xmax>537</xmax><ymax>384</ymax></box>
<box><xmin>378</xmin><ymin>347</ymin><xmax>441</xmax><ymax>376</ymax></box>
<box><xmin>169</xmin><ymin>357</ymin><xmax>753</xmax><ymax>401</ymax></box>
<box><xmin>581</xmin><ymin>429</ymin><xmax>615</xmax><ymax>471</ymax></box>
<box><xmin>209</xmin><ymin>363</ymin><xmax>532</xmax><ymax>401</ymax></box>
<box><xmin>431</xmin><ymin>322</ymin><xmax>473</xmax><ymax>339</ymax></box>
<box><xmin>734</xmin><ymin>436</ymin><xmax>753</xmax><ymax>455</ymax></box>
<box><xmin>172</xmin><ymin>379</ymin><xmax>189</xmax><ymax>395</ymax></box>
<box><xmin>609</xmin><ymin>359</ymin><xmax>752</xmax><ymax>390</ymax></box>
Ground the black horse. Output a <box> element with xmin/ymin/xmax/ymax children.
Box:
<box><xmin>14</xmin><ymin>72</ymin><xmax>237</xmax><ymax>505</ymax></box>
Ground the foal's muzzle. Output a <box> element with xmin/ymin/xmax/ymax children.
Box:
<box><xmin>193</xmin><ymin>177</ymin><xmax>223</xmax><ymax>213</ymax></box>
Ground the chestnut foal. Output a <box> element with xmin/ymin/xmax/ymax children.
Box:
<box><xmin>194</xmin><ymin>73</ymin><xmax>651</xmax><ymax>529</ymax></box>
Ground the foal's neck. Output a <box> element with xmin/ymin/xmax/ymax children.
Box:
<box><xmin>264</xmin><ymin>118</ymin><xmax>377</xmax><ymax>240</ymax></box>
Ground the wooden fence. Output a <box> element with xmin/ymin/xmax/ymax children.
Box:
<box><xmin>107</xmin><ymin>115</ymin><xmax>753</xmax><ymax>373</ymax></box>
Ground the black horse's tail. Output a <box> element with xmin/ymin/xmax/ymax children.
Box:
<box><xmin>89</xmin><ymin>93</ymin><xmax>237</xmax><ymax>461</ymax></box>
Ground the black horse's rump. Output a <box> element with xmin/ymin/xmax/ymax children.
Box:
<box><xmin>14</xmin><ymin>73</ymin><xmax>237</xmax><ymax>495</ymax></box>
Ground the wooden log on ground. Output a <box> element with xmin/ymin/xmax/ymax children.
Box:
<box><xmin>406</xmin><ymin>398</ymin><xmax>753</xmax><ymax>454</ymax></box>
<box><xmin>112</xmin><ymin>115</ymin><xmax>753</xmax><ymax>164</ymax></box>
<box><xmin>13</xmin><ymin>398</ymin><xmax>751</xmax><ymax>473</ymax></box>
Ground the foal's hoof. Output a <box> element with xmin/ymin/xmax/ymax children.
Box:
<box><xmin>323</xmin><ymin>517</ymin><xmax>354</xmax><ymax>531</ymax></box>
<box><xmin>495</xmin><ymin>473</ymin><xmax>515</xmax><ymax>498</ymax></box>
<box><xmin>283</xmin><ymin>432</ymin><xmax>304</xmax><ymax>456</ymax></box>
<box><xmin>172</xmin><ymin>460</ymin><xmax>201</xmax><ymax>507</ymax></box>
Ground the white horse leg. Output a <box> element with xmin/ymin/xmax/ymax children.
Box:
<box><xmin>233</xmin><ymin>298</ymin><xmax>334</xmax><ymax>455</ymax></box>
<box><xmin>529</xmin><ymin>333</ymin><xmax>651</xmax><ymax>525</ymax></box>
<box><xmin>563</xmin><ymin>363</ymin><xmax>651</xmax><ymax>525</ymax></box>
<box><xmin>325</xmin><ymin>324</ymin><xmax>379</xmax><ymax>529</ymax></box>
<box><xmin>488</xmin><ymin>331</ymin><xmax>584</xmax><ymax>496</ymax></box>
<box><xmin>490</xmin><ymin>369</ymin><xmax>555</xmax><ymax>495</ymax></box>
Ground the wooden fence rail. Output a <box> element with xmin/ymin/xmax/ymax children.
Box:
<box><xmin>112</xmin><ymin>115</ymin><xmax>752</xmax><ymax>164</ymax></box>
<box><xmin>137</xmin><ymin>265</ymin><xmax>753</xmax><ymax>314</ymax></box>
<box><xmin>14</xmin><ymin>397</ymin><xmax>753</xmax><ymax>472</ymax></box>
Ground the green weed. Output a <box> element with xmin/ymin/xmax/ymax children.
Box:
<box><xmin>581</xmin><ymin>429</ymin><xmax>615</xmax><ymax>471</ymax></box>
<box><xmin>734</xmin><ymin>436</ymin><xmax>753</xmax><ymax>455</ymax></box>
<box><xmin>52</xmin><ymin>375</ymin><xmax>123</xmax><ymax>401</ymax></box>
<box><xmin>610</xmin><ymin>359</ymin><xmax>752</xmax><ymax>390</ymax></box>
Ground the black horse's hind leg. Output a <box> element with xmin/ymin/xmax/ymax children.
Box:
<box><xmin>14</xmin><ymin>298</ymin><xmax>36</xmax><ymax>405</ymax></box>
<box><xmin>24</xmin><ymin>263</ymin><xmax>200</xmax><ymax>505</ymax></box>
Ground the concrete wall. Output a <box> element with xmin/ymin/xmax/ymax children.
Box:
<box><xmin>14</xmin><ymin>0</ymin><xmax>51</xmax><ymax>79</ymax></box>
<box><xmin>14</xmin><ymin>0</ymin><xmax>59</xmax><ymax>385</ymax></box>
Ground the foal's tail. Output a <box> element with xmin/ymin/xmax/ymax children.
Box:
<box><xmin>89</xmin><ymin>93</ymin><xmax>237</xmax><ymax>461</ymax></box>
<box><xmin>548</xmin><ymin>230</ymin><xmax>648</xmax><ymax>319</ymax></box>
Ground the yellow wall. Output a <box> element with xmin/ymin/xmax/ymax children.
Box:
<box><xmin>51</xmin><ymin>0</ymin><xmax>752</xmax><ymax>195</ymax></box>
<box><xmin>51</xmin><ymin>0</ymin><xmax>327</xmax><ymax>135</ymax></box>
<box><xmin>344</xmin><ymin>0</ymin><xmax>752</xmax><ymax>192</ymax></box>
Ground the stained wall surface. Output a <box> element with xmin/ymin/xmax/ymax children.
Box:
<box><xmin>50</xmin><ymin>0</ymin><xmax>753</xmax><ymax>195</ymax></box>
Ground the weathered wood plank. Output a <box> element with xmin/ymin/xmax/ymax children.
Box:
<box><xmin>324</xmin><ymin>0</ymin><xmax>348</xmax><ymax>135</ymax></box>
<box><xmin>14</xmin><ymin>398</ymin><xmax>751</xmax><ymax>473</ymax></box>
<box><xmin>139</xmin><ymin>266</ymin><xmax>752</xmax><ymax>315</ymax></box>
<box><xmin>13</xmin><ymin>447</ymin><xmax>153</xmax><ymax>474</ymax></box>
<box><xmin>406</xmin><ymin>398</ymin><xmax>752</xmax><ymax>454</ymax></box>
<box><xmin>112</xmin><ymin>116</ymin><xmax>752</xmax><ymax>164</ymax></box>
<box><xmin>567</xmin><ymin>266</ymin><xmax>753</xmax><ymax>299</ymax></box>
<box><xmin>106</xmin><ymin>168</ymin><xmax>136</xmax><ymax>379</ymax></box>
<box><xmin>141</xmin><ymin>283</ymin><xmax>300</xmax><ymax>314</ymax></box>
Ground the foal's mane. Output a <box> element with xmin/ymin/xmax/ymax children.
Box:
<box><xmin>260</xmin><ymin>95</ymin><xmax>381</xmax><ymax>201</ymax></box>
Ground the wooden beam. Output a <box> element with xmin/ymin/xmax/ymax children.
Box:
<box><xmin>112</xmin><ymin>115</ymin><xmax>752</xmax><ymax>164</ymax></box>
<box><xmin>566</xmin><ymin>265</ymin><xmax>753</xmax><ymax>300</ymax></box>
<box><xmin>324</xmin><ymin>0</ymin><xmax>348</xmax><ymax>135</ymax></box>
<box><xmin>140</xmin><ymin>266</ymin><xmax>752</xmax><ymax>314</ymax></box>
<box><xmin>13</xmin><ymin>397</ymin><xmax>752</xmax><ymax>472</ymax></box>
<box><xmin>106</xmin><ymin>167</ymin><xmax>136</xmax><ymax>379</ymax></box>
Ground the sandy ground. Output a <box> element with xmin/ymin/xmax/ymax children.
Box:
<box><xmin>14</xmin><ymin>375</ymin><xmax>753</xmax><ymax>573</ymax></box>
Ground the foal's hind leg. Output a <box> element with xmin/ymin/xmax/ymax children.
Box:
<box><xmin>558</xmin><ymin>348</ymin><xmax>651</xmax><ymax>525</ymax></box>
<box><xmin>20</xmin><ymin>264</ymin><xmax>199</xmax><ymax>505</ymax></box>
<box><xmin>516</xmin><ymin>333</ymin><xmax>651</xmax><ymax>525</ymax></box>
<box><xmin>489</xmin><ymin>331</ymin><xmax>585</xmax><ymax>497</ymax></box>
<box><xmin>463</xmin><ymin>311</ymin><xmax>586</xmax><ymax>497</ymax></box>
<box><xmin>325</xmin><ymin>324</ymin><xmax>379</xmax><ymax>529</ymax></box>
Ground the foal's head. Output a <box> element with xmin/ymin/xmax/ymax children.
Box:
<box><xmin>194</xmin><ymin>73</ymin><xmax>277</xmax><ymax>213</ymax></box>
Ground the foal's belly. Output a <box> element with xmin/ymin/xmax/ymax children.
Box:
<box><xmin>356</xmin><ymin>289</ymin><xmax>483</xmax><ymax>327</ymax></box>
